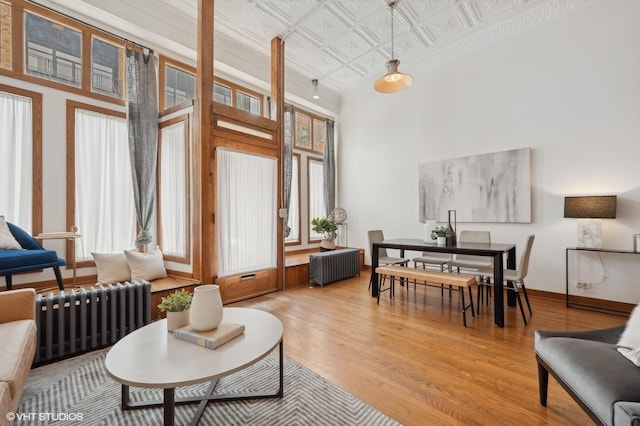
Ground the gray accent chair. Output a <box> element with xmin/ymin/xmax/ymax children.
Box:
<box><xmin>535</xmin><ymin>325</ymin><xmax>640</xmax><ymax>425</ymax></box>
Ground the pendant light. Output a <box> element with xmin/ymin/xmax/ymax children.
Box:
<box><xmin>312</xmin><ymin>79</ymin><xmax>320</xmax><ymax>99</ymax></box>
<box><xmin>374</xmin><ymin>0</ymin><xmax>413</xmax><ymax>93</ymax></box>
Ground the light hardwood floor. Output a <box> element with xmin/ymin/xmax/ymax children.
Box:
<box><xmin>230</xmin><ymin>273</ymin><xmax>626</xmax><ymax>425</ymax></box>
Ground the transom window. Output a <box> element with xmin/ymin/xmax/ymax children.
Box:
<box><xmin>164</xmin><ymin>63</ymin><xmax>196</xmax><ymax>110</ymax></box>
<box><xmin>25</xmin><ymin>12</ymin><xmax>81</xmax><ymax>87</ymax></box>
<box><xmin>91</xmin><ymin>36</ymin><xmax>123</xmax><ymax>98</ymax></box>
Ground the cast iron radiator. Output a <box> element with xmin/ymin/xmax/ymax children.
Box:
<box><xmin>309</xmin><ymin>248</ymin><xmax>360</xmax><ymax>286</ymax></box>
<box><xmin>34</xmin><ymin>281</ymin><xmax>152</xmax><ymax>365</ymax></box>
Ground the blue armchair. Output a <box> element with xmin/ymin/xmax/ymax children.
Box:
<box><xmin>0</xmin><ymin>222</ymin><xmax>65</xmax><ymax>291</ymax></box>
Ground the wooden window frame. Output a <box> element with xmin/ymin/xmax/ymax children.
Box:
<box><xmin>66</xmin><ymin>99</ymin><xmax>128</xmax><ymax>268</ymax></box>
<box><xmin>284</xmin><ymin>153</ymin><xmax>301</xmax><ymax>247</ymax></box>
<box><xmin>157</xmin><ymin>113</ymin><xmax>191</xmax><ymax>264</ymax></box>
<box><xmin>158</xmin><ymin>55</ymin><xmax>196</xmax><ymax>114</ymax></box>
<box><xmin>306</xmin><ymin>156</ymin><xmax>324</xmax><ymax>244</ymax></box>
<box><xmin>0</xmin><ymin>0</ymin><xmax>125</xmax><ymax>105</ymax></box>
<box><xmin>0</xmin><ymin>83</ymin><xmax>43</xmax><ymax>236</ymax></box>
<box><xmin>294</xmin><ymin>107</ymin><xmax>325</xmax><ymax>155</ymax></box>
<box><xmin>215</xmin><ymin>76</ymin><xmax>263</xmax><ymax>116</ymax></box>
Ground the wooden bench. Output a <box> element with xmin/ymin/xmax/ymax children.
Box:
<box><xmin>375</xmin><ymin>266</ymin><xmax>478</xmax><ymax>327</ymax></box>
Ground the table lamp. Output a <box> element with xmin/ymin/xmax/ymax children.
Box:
<box><xmin>564</xmin><ymin>195</ymin><xmax>616</xmax><ymax>248</ymax></box>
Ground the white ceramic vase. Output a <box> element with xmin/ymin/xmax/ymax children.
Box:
<box><xmin>166</xmin><ymin>309</ymin><xmax>189</xmax><ymax>332</ymax></box>
<box><xmin>437</xmin><ymin>236</ymin><xmax>447</xmax><ymax>246</ymax></box>
<box><xmin>189</xmin><ymin>284</ymin><xmax>223</xmax><ymax>331</ymax></box>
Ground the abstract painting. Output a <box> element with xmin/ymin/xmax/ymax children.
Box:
<box><xmin>418</xmin><ymin>148</ymin><xmax>531</xmax><ymax>223</ymax></box>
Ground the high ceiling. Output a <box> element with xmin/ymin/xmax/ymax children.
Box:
<box><xmin>42</xmin><ymin>0</ymin><xmax>588</xmax><ymax>99</ymax></box>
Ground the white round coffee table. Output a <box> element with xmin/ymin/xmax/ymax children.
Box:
<box><xmin>105</xmin><ymin>307</ymin><xmax>283</xmax><ymax>425</ymax></box>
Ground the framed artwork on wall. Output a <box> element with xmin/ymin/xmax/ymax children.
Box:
<box><xmin>418</xmin><ymin>147</ymin><xmax>532</xmax><ymax>223</ymax></box>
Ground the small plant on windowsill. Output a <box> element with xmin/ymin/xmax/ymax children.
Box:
<box><xmin>158</xmin><ymin>289</ymin><xmax>193</xmax><ymax>332</ymax></box>
<box><xmin>311</xmin><ymin>216</ymin><xmax>338</xmax><ymax>251</ymax></box>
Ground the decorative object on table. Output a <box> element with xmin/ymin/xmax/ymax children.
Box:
<box><xmin>563</xmin><ymin>195</ymin><xmax>616</xmax><ymax>248</ymax></box>
<box><xmin>157</xmin><ymin>288</ymin><xmax>192</xmax><ymax>332</ymax></box>
<box><xmin>330</xmin><ymin>207</ymin><xmax>348</xmax><ymax>225</ymax></box>
<box><xmin>418</xmin><ymin>147</ymin><xmax>531</xmax><ymax>223</ymax></box>
<box><xmin>189</xmin><ymin>284</ymin><xmax>223</xmax><ymax>331</ymax></box>
<box><xmin>422</xmin><ymin>220</ymin><xmax>437</xmax><ymax>243</ymax></box>
<box><xmin>330</xmin><ymin>207</ymin><xmax>349</xmax><ymax>247</ymax></box>
<box><xmin>173</xmin><ymin>322</ymin><xmax>245</xmax><ymax>350</ymax></box>
<box><xmin>431</xmin><ymin>226</ymin><xmax>448</xmax><ymax>246</ymax></box>
<box><xmin>446</xmin><ymin>210</ymin><xmax>457</xmax><ymax>245</ymax></box>
<box><xmin>311</xmin><ymin>216</ymin><xmax>338</xmax><ymax>251</ymax></box>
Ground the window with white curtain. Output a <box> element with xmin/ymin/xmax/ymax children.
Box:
<box><xmin>74</xmin><ymin>107</ymin><xmax>135</xmax><ymax>260</ymax></box>
<box><xmin>0</xmin><ymin>91</ymin><xmax>33</xmax><ymax>232</ymax></box>
<box><xmin>217</xmin><ymin>148</ymin><xmax>277</xmax><ymax>277</ymax></box>
<box><xmin>308</xmin><ymin>158</ymin><xmax>325</xmax><ymax>241</ymax></box>
<box><xmin>159</xmin><ymin>118</ymin><xmax>188</xmax><ymax>259</ymax></box>
<box><xmin>285</xmin><ymin>155</ymin><xmax>299</xmax><ymax>243</ymax></box>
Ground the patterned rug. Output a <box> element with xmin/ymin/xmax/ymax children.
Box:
<box><xmin>17</xmin><ymin>348</ymin><xmax>400</xmax><ymax>425</ymax></box>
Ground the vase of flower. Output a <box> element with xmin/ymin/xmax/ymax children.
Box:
<box><xmin>431</xmin><ymin>226</ymin><xmax>448</xmax><ymax>246</ymax></box>
<box><xmin>189</xmin><ymin>284</ymin><xmax>223</xmax><ymax>331</ymax></box>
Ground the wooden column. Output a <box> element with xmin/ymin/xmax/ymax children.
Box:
<box><xmin>194</xmin><ymin>0</ymin><xmax>215</xmax><ymax>283</ymax></box>
<box><xmin>271</xmin><ymin>37</ymin><xmax>285</xmax><ymax>290</ymax></box>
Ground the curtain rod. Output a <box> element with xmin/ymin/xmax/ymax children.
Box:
<box><xmin>28</xmin><ymin>0</ymin><xmax>154</xmax><ymax>53</ymax></box>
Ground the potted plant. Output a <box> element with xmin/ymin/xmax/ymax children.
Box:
<box><xmin>431</xmin><ymin>226</ymin><xmax>448</xmax><ymax>246</ymax></box>
<box><xmin>311</xmin><ymin>216</ymin><xmax>338</xmax><ymax>251</ymax></box>
<box><xmin>157</xmin><ymin>288</ymin><xmax>193</xmax><ymax>331</ymax></box>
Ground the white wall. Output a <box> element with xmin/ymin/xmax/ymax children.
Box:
<box><xmin>338</xmin><ymin>0</ymin><xmax>640</xmax><ymax>301</ymax></box>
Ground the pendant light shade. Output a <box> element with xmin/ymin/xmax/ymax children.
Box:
<box><xmin>374</xmin><ymin>59</ymin><xmax>413</xmax><ymax>93</ymax></box>
<box><xmin>374</xmin><ymin>0</ymin><xmax>412</xmax><ymax>94</ymax></box>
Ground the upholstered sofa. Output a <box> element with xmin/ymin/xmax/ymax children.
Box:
<box><xmin>535</xmin><ymin>325</ymin><xmax>640</xmax><ymax>425</ymax></box>
<box><xmin>0</xmin><ymin>289</ymin><xmax>37</xmax><ymax>426</ymax></box>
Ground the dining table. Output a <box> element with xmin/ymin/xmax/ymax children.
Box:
<box><xmin>371</xmin><ymin>238</ymin><xmax>517</xmax><ymax>328</ymax></box>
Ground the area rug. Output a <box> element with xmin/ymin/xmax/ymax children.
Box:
<box><xmin>17</xmin><ymin>348</ymin><xmax>400</xmax><ymax>425</ymax></box>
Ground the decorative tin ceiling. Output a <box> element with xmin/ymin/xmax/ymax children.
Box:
<box><xmin>48</xmin><ymin>0</ymin><xmax>590</xmax><ymax>95</ymax></box>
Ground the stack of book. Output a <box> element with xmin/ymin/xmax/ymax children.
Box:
<box><xmin>173</xmin><ymin>322</ymin><xmax>245</xmax><ymax>350</ymax></box>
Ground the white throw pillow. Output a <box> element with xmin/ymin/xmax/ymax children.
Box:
<box><xmin>618</xmin><ymin>303</ymin><xmax>640</xmax><ymax>348</ymax></box>
<box><xmin>0</xmin><ymin>216</ymin><xmax>22</xmax><ymax>250</ymax></box>
<box><xmin>92</xmin><ymin>252</ymin><xmax>131</xmax><ymax>284</ymax></box>
<box><xmin>618</xmin><ymin>347</ymin><xmax>640</xmax><ymax>367</ymax></box>
<box><xmin>124</xmin><ymin>246</ymin><xmax>168</xmax><ymax>282</ymax></box>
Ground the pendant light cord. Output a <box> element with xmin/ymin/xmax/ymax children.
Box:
<box><xmin>390</xmin><ymin>1</ymin><xmax>396</xmax><ymax>61</ymax></box>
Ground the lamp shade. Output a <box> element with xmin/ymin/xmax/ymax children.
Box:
<box><xmin>564</xmin><ymin>195</ymin><xmax>617</xmax><ymax>218</ymax></box>
<box><xmin>374</xmin><ymin>60</ymin><xmax>413</xmax><ymax>93</ymax></box>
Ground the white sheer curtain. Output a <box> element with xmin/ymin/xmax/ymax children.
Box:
<box><xmin>0</xmin><ymin>92</ymin><xmax>32</xmax><ymax>232</ymax></box>
<box><xmin>309</xmin><ymin>159</ymin><xmax>325</xmax><ymax>240</ymax></box>
<box><xmin>159</xmin><ymin>121</ymin><xmax>187</xmax><ymax>257</ymax></box>
<box><xmin>284</xmin><ymin>156</ymin><xmax>299</xmax><ymax>242</ymax></box>
<box><xmin>75</xmin><ymin>109</ymin><xmax>136</xmax><ymax>259</ymax></box>
<box><xmin>217</xmin><ymin>148</ymin><xmax>277</xmax><ymax>277</ymax></box>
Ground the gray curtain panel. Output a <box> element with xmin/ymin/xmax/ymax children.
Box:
<box><xmin>283</xmin><ymin>106</ymin><xmax>294</xmax><ymax>238</ymax></box>
<box><xmin>125</xmin><ymin>47</ymin><xmax>158</xmax><ymax>248</ymax></box>
<box><xmin>323</xmin><ymin>119</ymin><xmax>336</xmax><ymax>216</ymax></box>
